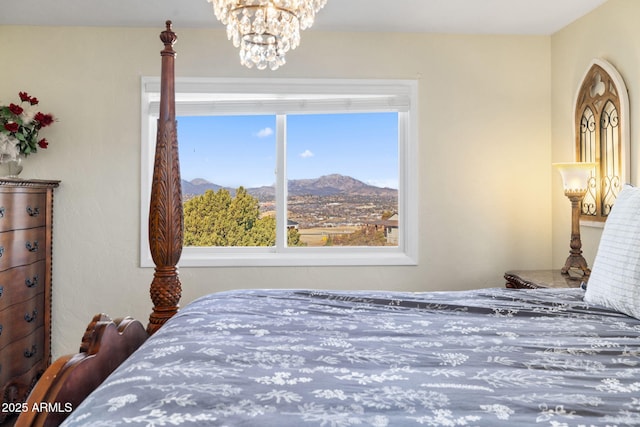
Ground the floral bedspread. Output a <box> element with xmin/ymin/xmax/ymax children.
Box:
<box><xmin>62</xmin><ymin>288</ymin><xmax>640</xmax><ymax>426</ymax></box>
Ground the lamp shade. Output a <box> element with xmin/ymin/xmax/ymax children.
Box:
<box><xmin>553</xmin><ymin>162</ymin><xmax>596</xmax><ymax>194</ymax></box>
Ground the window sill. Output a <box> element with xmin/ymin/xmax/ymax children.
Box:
<box><xmin>141</xmin><ymin>247</ymin><xmax>418</xmax><ymax>268</ymax></box>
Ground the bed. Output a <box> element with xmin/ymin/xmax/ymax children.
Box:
<box><xmin>15</xmin><ymin>22</ymin><xmax>640</xmax><ymax>426</ymax></box>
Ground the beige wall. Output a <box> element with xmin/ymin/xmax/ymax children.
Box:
<box><xmin>0</xmin><ymin>25</ymin><xmax>551</xmax><ymax>357</ymax></box>
<box><xmin>551</xmin><ymin>0</ymin><xmax>639</xmax><ymax>269</ymax></box>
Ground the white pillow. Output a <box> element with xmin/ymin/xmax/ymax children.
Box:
<box><xmin>584</xmin><ymin>184</ymin><xmax>640</xmax><ymax>319</ymax></box>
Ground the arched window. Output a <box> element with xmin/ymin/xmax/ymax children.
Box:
<box><xmin>575</xmin><ymin>59</ymin><xmax>629</xmax><ymax>224</ymax></box>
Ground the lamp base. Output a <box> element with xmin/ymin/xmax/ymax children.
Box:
<box><xmin>560</xmin><ymin>254</ymin><xmax>591</xmax><ymax>277</ymax></box>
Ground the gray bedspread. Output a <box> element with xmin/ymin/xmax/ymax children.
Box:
<box><xmin>62</xmin><ymin>288</ymin><xmax>640</xmax><ymax>426</ymax></box>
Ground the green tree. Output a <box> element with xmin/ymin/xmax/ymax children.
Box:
<box><xmin>184</xmin><ymin>187</ymin><xmax>304</xmax><ymax>247</ymax></box>
<box><xmin>184</xmin><ymin>188</ymin><xmax>232</xmax><ymax>246</ymax></box>
<box><xmin>287</xmin><ymin>226</ymin><xmax>304</xmax><ymax>246</ymax></box>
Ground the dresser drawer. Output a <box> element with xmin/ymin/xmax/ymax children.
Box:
<box><xmin>0</xmin><ymin>295</ymin><xmax>44</xmax><ymax>351</ymax></box>
<box><xmin>0</xmin><ymin>191</ymin><xmax>47</xmax><ymax>232</ymax></box>
<box><xmin>0</xmin><ymin>180</ymin><xmax>57</xmax><ymax>412</ymax></box>
<box><xmin>0</xmin><ymin>261</ymin><xmax>45</xmax><ymax>311</ymax></box>
<box><xmin>0</xmin><ymin>326</ymin><xmax>45</xmax><ymax>386</ymax></box>
<box><xmin>0</xmin><ymin>228</ymin><xmax>46</xmax><ymax>271</ymax></box>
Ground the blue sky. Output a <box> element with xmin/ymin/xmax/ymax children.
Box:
<box><xmin>177</xmin><ymin>112</ymin><xmax>399</xmax><ymax>189</ymax></box>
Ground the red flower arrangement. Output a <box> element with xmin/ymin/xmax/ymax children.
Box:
<box><xmin>0</xmin><ymin>91</ymin><xmax>55</xmax><ymax>159</ymax></box>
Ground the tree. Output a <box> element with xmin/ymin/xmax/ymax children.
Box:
<box><xmin>184</xmin><ymin>187</ymin><xmax>304</xmax><ymax>247</ymax></box>
<box><xmin>381</xmin><ymin>210</ymin><xmax>394</xmax><ymax>220</ymax></box>
<box><xmin>328</xmin><ymin>225</ymin><xmax>387</xmax><ymax>246</ymax></box>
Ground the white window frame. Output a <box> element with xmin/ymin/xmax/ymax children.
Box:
<box><xmin>140</xmin><ymin>77</ymin><xmax>419</xmax><ymax>267</ymax></box>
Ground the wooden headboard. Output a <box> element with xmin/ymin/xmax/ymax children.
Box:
<box><xmin>15</xmin><ymin>22</ymin><xmax>183</xmax><ymax>427</ymax></box>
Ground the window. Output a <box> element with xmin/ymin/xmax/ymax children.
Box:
<box><xmin>141</xmin><ymin>78</ymin><xmax>418</xmax><ymax>267</ymax></box>
<box><xmin>574</xmin><ymin>59</ymin><xmax>629</xmax><ymax>225</ymax></box>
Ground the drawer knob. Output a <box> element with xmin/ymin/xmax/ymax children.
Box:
<box><xmin>25</xmin><ymin>241</ymin><xmax>39</xmax><ymax>252</ymax></box>
<box><xmin>25</xmin><ymin>276</ymin><xmax>38</xmax><ymax>288</ymax></box>
<box><xmin>0</xmin><ymin>207</ymin><xmax>4</xmax><ymax>218</ymax></box>
<box><xmin>26</xmin><ymin>207</ymin><xmax>40</xmax><ymax>217</ymax></box>
<box><xmin>0</xmin><ymin>324</ymin><xmax>3</xmax><ymax>336</ymax></box>
<box><xmin>24</xmin><ymin>309</ymin><xmax>37</xmax><ymax>323</ymax></box>
<box><xmin>24</xmin><ymin>345</ymin><xmax>37</xmax><ymax>358</ymax></box>
<box><xmin>0</xmin><ymin>247</ymin><xmax>4</xmax><ymax>258</ymax></box>
<box><xmin>0</xmin><ymin>286</ymin><xmax>3</xmax><ymax>297</ymax></box>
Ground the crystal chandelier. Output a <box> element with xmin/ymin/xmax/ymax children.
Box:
<box><xmin>207</xmin><ymin>0</ymin><xmax>327</xmax><ymax>70</ymax></box>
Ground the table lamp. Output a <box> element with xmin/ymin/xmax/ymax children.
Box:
<box><xmin>553</xmin><ymin>162</ymin><xmax>596</xmax><ymax>276</ymax></box>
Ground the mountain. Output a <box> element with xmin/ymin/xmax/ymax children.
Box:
<box><xmin>181</xmin><ymin>179</ymin><xmax>225</xmax><ymax>196</ymax></box>
<box><xmin>181</xmin><ymin>174</ymin><xmax>397</xmax><ymax>200</ymax></box>
<box><xmin>287</xmin><ymin>174</ymin><xmax>397</xmax><ymax>197</ymax></box>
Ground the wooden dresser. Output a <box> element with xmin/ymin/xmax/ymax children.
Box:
<box><xmin>0</xmin><ymin>179</ymin><xmax>59</xmax><ymax>423</ymax></box>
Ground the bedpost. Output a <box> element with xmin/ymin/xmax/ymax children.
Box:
<box><xmin>147</xmin><ymin>20</ymin><xmax>183</xmax><ymax>335</ymax></box>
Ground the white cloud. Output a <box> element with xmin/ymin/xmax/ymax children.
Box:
<box><xmin>255</xmin><ymin>127</ymin><xmax>273</xmax><ymax>138</ymax></box>
<box><xmin>299</xmin><ymin>149</ymin><xmax>314</xmax><ymax>158</ymax></box>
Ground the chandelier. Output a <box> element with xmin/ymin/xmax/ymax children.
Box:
<box><xmin>207</xmin><ymin>0</ymin><xmax>327</xmax><ymax>70</ymax></box>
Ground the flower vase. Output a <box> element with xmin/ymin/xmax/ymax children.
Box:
<box><xmin>0</xmin><ymin>154</ymin><xmax>24</xmax><ymax>178</ymax></box>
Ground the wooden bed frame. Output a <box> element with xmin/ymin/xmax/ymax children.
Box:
<box><xmin>14</xmin><ymin>22</ymin><xmax>183</xmax><ymax>427</ymax></box>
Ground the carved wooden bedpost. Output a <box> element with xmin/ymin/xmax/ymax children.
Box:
<box><xmin>147</xmin><ymin>21</ymin><xmax>183</xmax><ymax>334</ymax></box>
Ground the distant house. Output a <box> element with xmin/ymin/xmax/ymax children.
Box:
<box><xmin>371</xmin><ymin>213</ymin><xmax>398</xmax><ymax>245</ymax></box>
<box><xmin>382</xmin><ymin>213</ymin><xmax>399</xmax><ymax>245</ymax></box>
<box><xmin>287</xmin><ymin>220</ymin><xmax>299</xmax><ymax>230</ymax></box>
